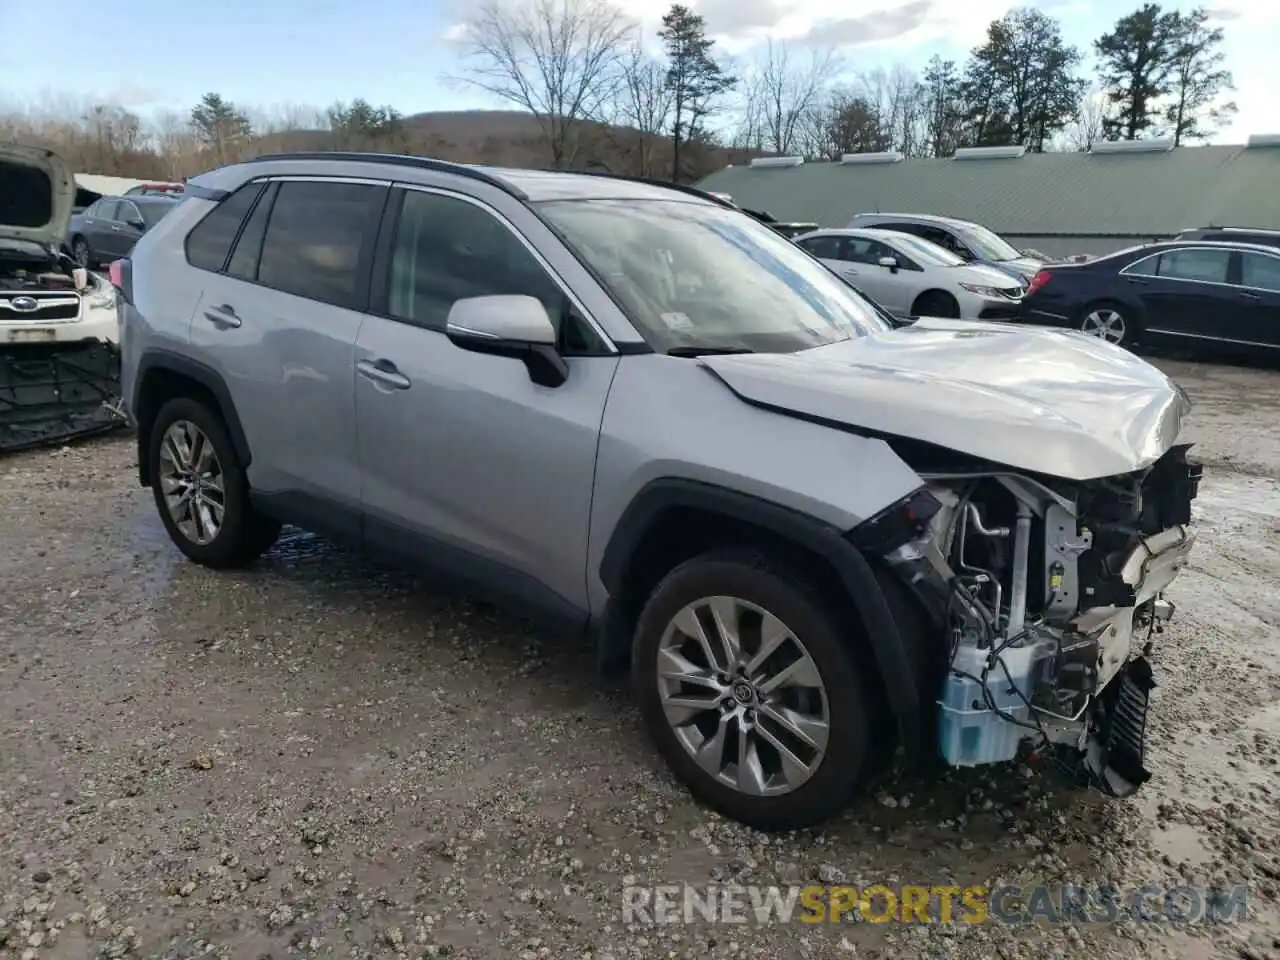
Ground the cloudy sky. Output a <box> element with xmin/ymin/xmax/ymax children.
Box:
<box><xmin>1</xmin><ymin>0</ymin><xmax>1274</xmax><ymax>142</ymax></box>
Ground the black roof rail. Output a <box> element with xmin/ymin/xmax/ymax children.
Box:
<box><xmin>242</xmin><ymin>151</ymin><xmax>529</xmax><ymax>199</ymax></box>
<box><xmin>540</xmin><ymin>168</ymin><xmax>736</xmax><ymax>208</ymax></box>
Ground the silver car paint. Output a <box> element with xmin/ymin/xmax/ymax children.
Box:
<box><xmin>700</xmin><ymin>317</ymin><xmax>1189</xmax><ymax>482</ymax></box>
<box><xmin>124</xmin><ymin>157</ymin><xmax>1186</xmax><ymax>633</ymax></box>
<box><xmin>585</xmin><ymin>354</ymin><xmax>924</xmax><ymax>612</ymax></box>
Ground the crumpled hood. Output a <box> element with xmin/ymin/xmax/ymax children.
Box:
<box><xmin>0</xmin><ymin>144</ymin><xmax>75</xmax><ymax>258</ymax></box>
<box><xmin>699</xmin><ymin>318</ymin><xmax>1191</xmax><ymax>482</ymax></box>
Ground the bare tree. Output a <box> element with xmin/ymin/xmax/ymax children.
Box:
<box><xmin>613</xmin><ymin>42</ymin><xmax>673</xmax><ymax>176</ymax></box>
<box><xmin>855</xmin><ymin>65</ymin><xmax>925</xmax><ymax>154</ymax></box>
<box><xmin>740</xmin><ymin>40</ymin><xmax>838</xmax><ymax>156</ymax></box>
<box><xmin>1063</xmin><ymin>88</ymin><xmax>1108</xmax><ymax>151</ymax></box>
<box><xmin>447</xmin><ymin>0</ymin><xmax>635</xmax><ymax>167</ymax></box>
<box><xmin>150</xmin><ymin>110</ymin><xmax>201</xmax><ymax>178</ymax></box>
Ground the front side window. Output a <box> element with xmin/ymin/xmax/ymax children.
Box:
<box><xmin>118</xmin><ymin>201</ymin><xmax>141</xmax><ymax>225</ymax></box>
<box><xmin>256</xmin><ymin>180</ymin><xmax>386</xmax><ymax>310</ymax></box>
<box><xmin>538</xmin><ymin>199</ymin><xmax>891</xmax><ymax>354</ymax></box>
<box><xmin>1158</xmin><ymin>248</ymin><xmax>1230</xmax><ymax>284</ymax></box>
<box><xmin>1240</xmin><ymin>252</ymin><xmax>1280</xmax><ymax>292</ymax></box>
<box><xmin>843</xmin><ymin>236</ymin><xmax>896</xmax><ymax>265</ymax></box>
<box><xmin>885</xmin><ymin>233</ymin><xmax>965</xmax><ymax>268</ymax></box>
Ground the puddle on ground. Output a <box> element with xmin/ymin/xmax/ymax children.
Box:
<box><xmin>1150</xmin><ymin>821</ymin><xmax>1216</xmax><ymax>869</ymax></box>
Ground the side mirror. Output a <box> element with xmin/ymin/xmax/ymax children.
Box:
<box><xmin>128</xmin><ymin>218</ymin><xmax>146</xmax><ymax>231</ymax></box>
<box><xmin>878</xmin><ymin>256</ymin><xmax>899</xmax><ymax>273</ymax></box>
<box><xmin>445</xmin><ymin>294</ymin><xmax>568</xmax><ymax>388</ymax></box>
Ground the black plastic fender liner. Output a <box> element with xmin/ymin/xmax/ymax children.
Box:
<box><xmin>133</xmin><ymin>348</ymin><xmax>252</xmax><ymax>486</ymax></box>
<box><xmin>598</xmin><ymin>477</ymin><xmax>924</xmax><ymax>756</ymax></box>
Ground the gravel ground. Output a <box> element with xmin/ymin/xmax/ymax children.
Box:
<box><xmin>1</xmin><ymin>356</ymin><xmax>1278</xmax><ymax>960</ymax></box>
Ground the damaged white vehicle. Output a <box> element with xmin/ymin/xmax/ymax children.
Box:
<box><xmin>120</xmin><ymin>159</ymin><xmax>1199</xmax><ymax>829</ymax></box>
<box><xmin>1</xmin><ymin>144</ymin><xmax>123</xmax><ymax>452</ymax></box>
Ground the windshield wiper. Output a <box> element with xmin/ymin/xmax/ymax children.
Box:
<box><xmin>665</xmin><ymin>346</ymin><xmax>755</xmax><ymax>357</ymax></box>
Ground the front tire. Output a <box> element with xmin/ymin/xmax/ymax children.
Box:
<box><xmin>147</xmin><ymin>397</ymin><xmax>281</xmax><ymax>569</ymax></box>
<box><xmin>632</xmin><ymin>550</ymin><xmax>871</xmax><ymax>830</ymax></box>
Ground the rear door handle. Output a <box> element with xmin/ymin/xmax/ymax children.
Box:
<box><xmin>357</xmin><ymin>358</ymin><xmax>411</xmax><ymax>390</ymax></box>
<box><xmin>203</xmin><ymin>304</ymin><xmax>241</xmax><ymax>329</ymax></box>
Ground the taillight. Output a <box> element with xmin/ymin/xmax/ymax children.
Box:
<box><xmin>1026</xmin><ymin>270</ymin><xmax>1052</xmax><ymax>297</ymax></box>
<box><xmin>108</xmin><ymin>259</ymin><xmax>133</xmax><ymax>304</ymax></box>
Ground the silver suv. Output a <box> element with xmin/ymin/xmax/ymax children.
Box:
<box><xmin>118</xmin><ymin>152</ymin><xmax>1200</xmax><ymax>830</ymax></box>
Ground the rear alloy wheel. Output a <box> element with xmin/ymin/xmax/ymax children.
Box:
<box><xmin>1079</xmin><ymin>304</ymin><xmax>1131</xmax><ymax>344</ymax></box>
<box><xmin>148</xmin><ymin>396</ymin><xmax>281</xmax><ymax>568</ymax></box>
<box><xmin>72</xmin><ymin>237</ymin><xmax>91</xmax><ymax>268</ymax></box>
<box><xmin>633</xmin><ymin>552</ymin><xmax>870</xmax><ymax>830</ymax></box>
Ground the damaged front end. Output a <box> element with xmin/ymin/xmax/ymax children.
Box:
<box><xmin>1</xmin><ymin>144</ymin><xmax>126</xmax><ymax>453</ymax></box>
<box><xmin>880</xmin><ymin>446</ymin><xmax>1201</xmax><ymax>797</ymax></box>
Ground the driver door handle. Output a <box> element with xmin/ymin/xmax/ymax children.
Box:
<box><xmin>203</xmin><ymin>304</ymin><xmax>241</xmax><ymax>329</ymax></box>
<box><xmin>357</xmin><ymin>358</ymin><xmax>411</xmax><ymax>390</ymax></box>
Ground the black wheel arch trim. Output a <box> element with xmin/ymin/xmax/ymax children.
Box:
<box><xmin>599</xmin><ymin>477</ymin><xmax>923</xmax><ymax>755</ymax></box>
<box><xmin>133</xmin><ymin>348</ymin><xmax>252</xmax><ymax>486</ymax></box>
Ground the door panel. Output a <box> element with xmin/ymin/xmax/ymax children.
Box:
<box><xmin>1235</xmin><ymin>251</ymin><xmax>1280</xmax><ymax>349</ymax></box>
<box><xmin>190</xmin><ymin>179</ymin><xmax>387</xmax><ymax>512</ymax></box>
<box><xmin>356</xmin><ymin>187</ymin><xmax>617</xmax><ymax>614</ymax></box>
<box><xmin>1136</xmin><ymin>247</ymin><xmax>1235</xmax><ymax>341</ymax></box>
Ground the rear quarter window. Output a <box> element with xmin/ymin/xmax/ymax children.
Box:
<box><xmin>184</xmin><ymin>182</ymin><xmax>266</xmax><ymax>273</ymax></box>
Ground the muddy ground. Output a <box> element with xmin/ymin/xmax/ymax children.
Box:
<box><xmin>1</xmin><ymin>357</ymin><xmax>1278</xmax><ymax>960</ymax></box>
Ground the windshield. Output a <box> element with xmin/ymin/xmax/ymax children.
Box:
<box><xmin>961</xmin><ymin>223</ymin><xmax>1022</xmax><ymax>262</ymax></box>
<box><xmin>883</xmin><ymin>232</ymin><xmax>966</xmax><ymax>267</ymax></box>
<box><xmin>537</xmin><ymin>198</ymin><xmax>891</xmax><ymax>354</ymax></box>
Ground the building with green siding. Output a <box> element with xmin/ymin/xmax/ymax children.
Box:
<box><xmin>695</xmin><ymin>138</ymin><xmax>1280</xmax><ymax>259</ymax></box>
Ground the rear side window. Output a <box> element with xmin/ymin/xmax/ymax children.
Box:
<box><xmin>1158</xmin><ymin>248</ymin><xmax>1230</xmax><ymax>283</ymax></box>
<box><xmin>185</xmin><ymin>182</ymin><xmax>265</xmax><ymax>272</ymax></box>
<box><xmin>256</xmin><ymin>180</ymin><xmax>386</xmax><ymax>310</ymax></box>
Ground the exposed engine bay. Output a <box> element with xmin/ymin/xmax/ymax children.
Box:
<box><xmin>0</xmin><ymin>254</ymin><xmax>125</xmax><ymax>453</ymax></box>
<box><xmin>884</xmin><ymin>445</ymin><xmax>1202</xmax><ymax>797</ymax></box>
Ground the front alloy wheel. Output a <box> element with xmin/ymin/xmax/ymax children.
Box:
<box><xmin>158</xmin><ymin>419</ymin><xmax>225</xmax><ymax>545</ymax></box>
<box><xmin>1080</xmin><ymin>306</ymin><xmax>1128</xmax><ymax>344</ymax></box>
<box><xmin>658</xmin><ymin>596</ymin><xmax>830</xmax><ymax>796</ymax></box>
<box><xmin>634</xmin><ymin>552</ymin><xmax>871</xmax><ymax>830</ymax></box>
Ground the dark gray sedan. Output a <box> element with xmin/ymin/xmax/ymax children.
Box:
<box><xmin>66</xmin><ymin>195</ymin><xmax>179</xmax><ymax>268</ymax></box>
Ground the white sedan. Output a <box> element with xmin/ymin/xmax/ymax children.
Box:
<box><xmin>794</xmin><ymin>227</ymin><xmax>1026</xmax><ymax>320</ymax></box>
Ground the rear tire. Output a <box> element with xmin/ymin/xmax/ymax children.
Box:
<box><xmin>632</xmin><ymin>549</ymin><xmax>872</xmax><ymax>830</ymax></box>
<box><xmin>1077</xmin><ymin>300</ymin><xmax>1136</xmax><ymax>346</ymax></box>
<box><xmin>147</xmin><ymin>396</ymin><xmax>281</xmax><ymax>569</ymax></box>
<box><xmin>912</xmin><ymin>290</ymin><xmax>960</xmax><ymax>318</ymax></box>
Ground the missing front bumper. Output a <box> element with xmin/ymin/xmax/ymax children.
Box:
<box><xmin>0</xmin><ymin>341</ymin><xmax>126</xmax><ymax>453</ymax></box>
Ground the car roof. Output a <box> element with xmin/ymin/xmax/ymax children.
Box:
<box><xmin>853</xmin><ymin>212</ymin><xmax>974</xmax><ymax>229</ymax></box>
<box><xmin>198</xmin><ymin>152</ymin><xmax>724</xmax><ymax>207</ymax></box>
<box><xmin>801</xmin><ymin>227</ymin><xmax>923</xmax><ymax>243</ymax></box>
<box><xmin>1180</xmin><ymin>225</ymin><xmax>1280</xmax><ymax>235</ymax></box>
<box><xmin>1099</xmin><ymin>238</ymin><xmax>1280</xmax><ymax>260</ymax></box>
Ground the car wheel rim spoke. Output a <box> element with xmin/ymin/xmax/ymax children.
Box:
<box><xmin>658</xmin><ymin>595</ymin><xmax>830</xmax><ymax>796</ymax></box>
<box><xmin>1085</xmin><ymin>310</ymin><xmax>1125</xmax><ymax>342</ymax></box>
<box><xmin>158</xmin><ymin>420</ymin><xmax>224</xmax><ymax>546</ymax></box>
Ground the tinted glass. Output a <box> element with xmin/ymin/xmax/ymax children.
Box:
<box><xmin>539</xmin><ymin>198</ymin><xmax>890</xmax><ymax>354</ymax></box>
<box><xmin>185</xmin><ymin>182</ymin><xmax>265</xmax><ymax>272</ymax></box>
<box><xmin>1125</xmin><ymin>253</ymin><xmax>1162</xmax><ymax>277</ymax></box>
<box><xmin>1240</xmin><ymin>252</ymin><xmax>1280</xmax><ymax>292</ymax></box>
<box><xmin>797</xmin><ymin>235</ymin><xmax>843</xmax><ymax>260</ymax></box>
<box><xmin>960</xmin><ymin>223</ymin><xmax>1021</xmax><ymax>262</ymax></box>
<box><xmin>1158</xmin><ymin>248</ymin><xmax>1230</xmax><ymax>283</ymax></box>
<box><xmin>226</xmin><ymin>183</ymin><xmax>276</xmax><ymax>281</ymax></box>
<box><xmin>388</xmin><ymin>190</ymin><xmax>562</xmax><ymax>333</ymax></box>
<box><xmin>257</xmin><ymin>180</ymin><xmax>385</xmax><ymax>309</ymax></box>
<box><xmin>844</xmin><ymin>236</ymin><xmax>896</xmax><ymax>264</ymax></box>
<box><xmin>888</xmin><ymin>233</ymin><xmax>966</xmax><ymax>267</ymax></box>
<box><xmin>137</xmin><ymin>200</ymin><xmax>175</xmax><ymax>227</ymax></box>
<box><xmin>117</xmin><ymin>201</ymin><xmax>141</xmax><ymax>224</ymax></box>
<box><xmin>96</xmin><ymin>200</ymin><xmax>120</xmax><ymax>221</ymax></box>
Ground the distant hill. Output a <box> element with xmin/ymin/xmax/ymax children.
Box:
<box><xmin>250</xmin><ymin>109</ymin><xmax>756</xmax><ymax>181</ymax></box>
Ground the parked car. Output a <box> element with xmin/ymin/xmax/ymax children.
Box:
<box><xmin>1017</xmin><ymin>239</ymin><xmax>1280</xmax><ymax>353</ymax></box>
<box><xmin>117</xmin><ymin>151</ymin><xmax>1200</xmax><ymax>830</ymax></box>
<box><xmin>847</xmin><ymin>213</ymin><xmax>1043</xmax><ymax>283</ymax></box>
<box><xmin>1173</xmin><ymin>225</ymin><xmax>1280</xmax><ymax>250</ymax></box>
<box><xmin>794</xmin><ymin>227</ymin><xmax>1024</xmax><ymax>319</ymax></box>
<box><xmin>125</xmin><ymin>182</ymin><xmax>185</xmax><ymax>198</ymax></box>
<box><xmin>1</xmin><ymin>144</ymin><xmax>124</xmax><ymax>451</ymax></box>
<box><xmin>66</xmin><ymin>195</ymin><xmax>179</xmax><ymax>268</ymax></box>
